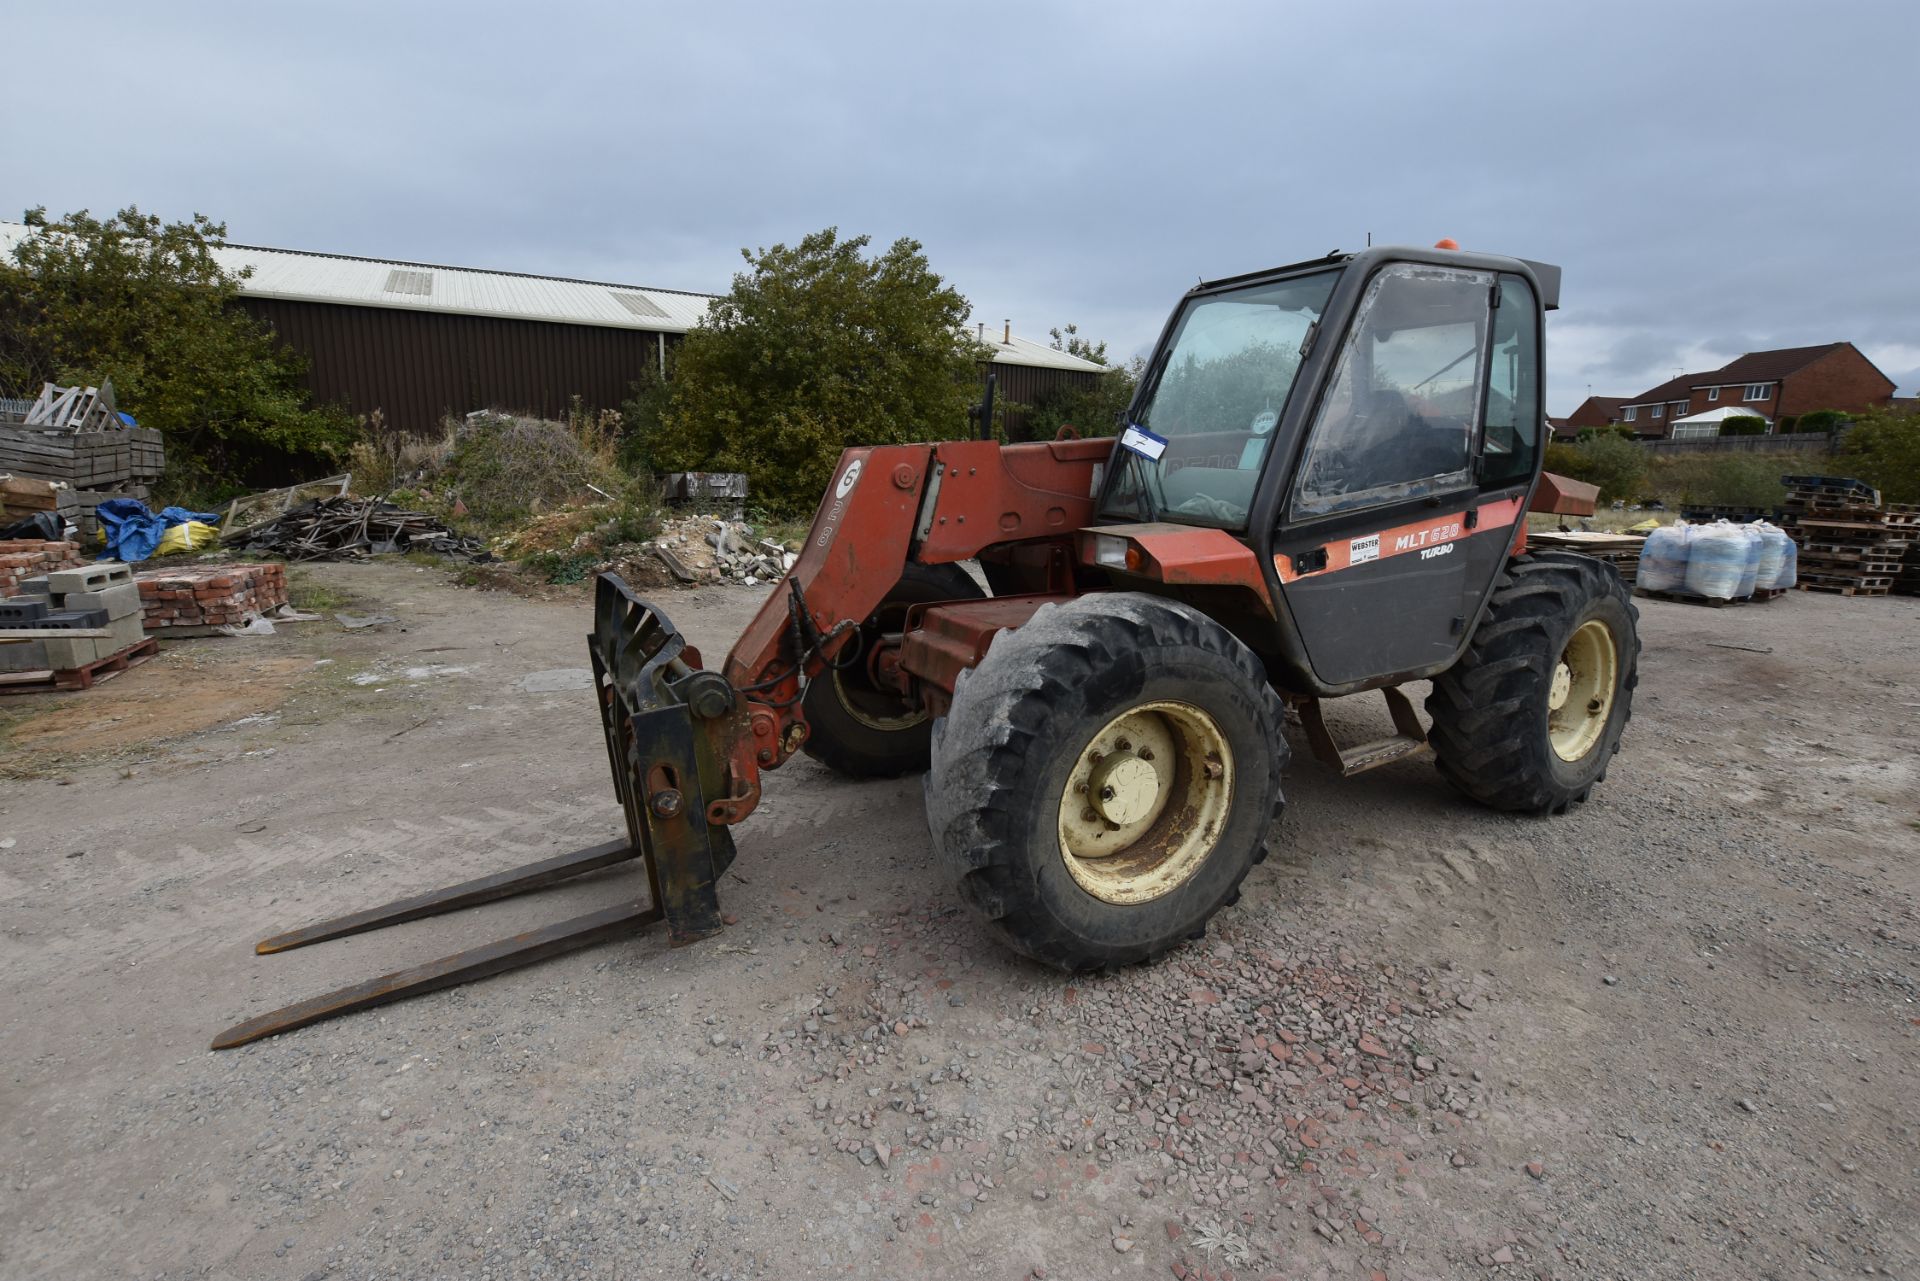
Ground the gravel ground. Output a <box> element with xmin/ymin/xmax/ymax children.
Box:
<box><xmin>2</xmin><ymin>560</ymin><xmax>1915</xmax><ymax>1280</ymax></box>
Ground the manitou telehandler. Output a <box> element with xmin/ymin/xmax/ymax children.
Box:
<box><xmin>215</xmin><ymin>242</ymin><xmax>1637</xmax><ymax>1049</ymax></box>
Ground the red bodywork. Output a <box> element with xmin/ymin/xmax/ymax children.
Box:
<box><xmin>709</xmin><ymin>437</ymin><xmax>1108</xmax><ymax>821</ymax></box>
<box><xmin>701</xmin><ymin>444</ymin><xmax>1586</xmax><ymax>830</ymax></box>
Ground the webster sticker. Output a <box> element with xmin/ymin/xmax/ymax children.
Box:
<box><xmin>1349</xmin><ymin>533</ymin><xmax>1380</xmax><ymax>565</ymax></box>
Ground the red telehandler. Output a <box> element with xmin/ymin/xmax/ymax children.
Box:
<box><xmin>214</xmin><ymin>242</ymin><xmax>1634</xmax><ymax>1049</ymax></box>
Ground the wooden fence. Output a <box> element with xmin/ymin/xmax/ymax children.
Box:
<box><xmin>1639</xmin><ymin>430</ymin><xmax>1838</xmax><ymax>456</ymax></box>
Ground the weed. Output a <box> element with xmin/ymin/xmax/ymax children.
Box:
<box><xmin>524</xmin><ymin>550</ymin><xmax>601</xmax><ymax>584</ymax></box>
<box><xmin>284</xmin><ymin>567</ymin><xmax>354</xmax><ymax>614</ymax></box>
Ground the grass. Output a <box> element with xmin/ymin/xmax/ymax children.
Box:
<box><xmin>284</xmin><ymin>566</ymin><xmax>356</xmax><ymax>614</ymax></box>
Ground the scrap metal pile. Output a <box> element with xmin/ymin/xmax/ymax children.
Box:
<box><xmin>225</xmin><ymin>495</ymin><xmax>489</xmax><ymax>562</ymax></box>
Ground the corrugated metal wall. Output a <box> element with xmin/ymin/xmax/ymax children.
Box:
<box><xmin>985</xmin><ymin>361</ymin><xmax>1105</xmax><ymax>440</ymax></box>
<box><xmin>241</xmin><ymin>299</ymin><xmax>674</xmax><ymax>433</ymax></box>
<box><xmin>242</xmin><ymin>297</ymin><xmax>1103</xmax><ymax>439</ymax></box>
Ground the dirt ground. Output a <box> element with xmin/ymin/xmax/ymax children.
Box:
<box><xmin>2</xmin><ymin>559</ymin><xmax>1915</xmax><ymax>1281</ymax></box>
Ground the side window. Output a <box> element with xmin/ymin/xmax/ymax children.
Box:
<box><xmin>1479</xmin><ymin>275</ymin><xmax>1541</xmax><ymax>489</ymax></box>
<box><xmin>1294</xmin><ymin>264</ymin><xmax>1492</xmax><ymax>516</ymax></box>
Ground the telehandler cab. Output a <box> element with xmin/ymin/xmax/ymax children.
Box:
<box><xmin>214</xmin><ymin>242</ymin><xmax>1637</xmax><ymax>1049</ymax></box>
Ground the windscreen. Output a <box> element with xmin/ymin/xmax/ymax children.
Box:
<box><xmin>1102</xmin><ymin>269</ymin><xmax>1339</xmax><ymax>528</ymax></box>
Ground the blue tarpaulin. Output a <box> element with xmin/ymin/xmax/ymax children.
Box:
<box><xmin>96</xmin><ymin>499</ymin><xmax>221</xmax><ymax>563</ymax></box>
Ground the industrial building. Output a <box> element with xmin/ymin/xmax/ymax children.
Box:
<box><xmin>0</xmin><ymin>223</ymin><xmax>1108</xmax><ymax>436</ymax></box>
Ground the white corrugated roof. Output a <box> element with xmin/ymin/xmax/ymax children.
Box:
<box><xmin>231</xmin><ymin>241</ymin><xmax>721</xmax><ymax>334</ymax></box>
<box><xmin>0</xmin><ymin>221</ymin><xmax>1110</xmax><ymax>370</ymax></box>
<box><xmin>978</xmin><ymin>330</ymin><xmax>1110</xmax><ymax>373</ymax></box>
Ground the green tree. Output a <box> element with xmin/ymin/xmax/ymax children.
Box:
<box><xmin>1020</xmin><ymin>324</ymin><xmax>1143</xmax><ymax>442</ymax></box>
<box><xmin>648</xmin><ymin>228</ymin><xmax>987</xmax><ymax>514</ymax></box>
<box><xmin>0</xmin><ymin>206</ymin><xmax>354</xmax><ymax>489</ymax></box>
<box><xmin>1719</xmin><ymin>415</ymin><xmax>1768</xmax><ymax>436</ymax></box>
<box><xmin>1839</xmin><ymin>405</ymin><xmax>1920</xmax><ymax>502</ymax></box>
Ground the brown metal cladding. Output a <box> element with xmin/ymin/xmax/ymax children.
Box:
<box><xmin>241</xmin><ymin>298</ymin><xmax>675</xmax><ymax>433</ymax></box>
<box><xmin>242</xmin><ymin>298</ymin><xmax>1101</xmax><ymax>439</ymax></box>
<box><xmin>984</xmin><ymin>360</ymin><xmax>1105</xmax><ymax>439</ymax></box>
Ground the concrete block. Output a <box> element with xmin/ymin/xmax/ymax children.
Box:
<box><xmin>16</xmin><ymin>575</ymin><xmax>51</xmax><ymax>597</ymax></box>
<box><xmin>0</xmin><ymin>596</ymin><xmax>49</xmax><ymax>624</ymax></box>
<box><xmin>37</xmin><ymin>608</ymin><xmax>108</xmax><ymax>630</ymax></box>
<box><xmin>43</xmin><ymin>634</ymin><xmax>103</xmax><ymax>669</ymax></box>
<box><xmin>52</xmin><ymin>581</ymin><xmax>141</xmax><ymax>621</ymax></box>
<box><xmin>0</xmin><ymin>639</ymin><xmax>50</xmax><ymax>672</ymax></box>
<box><xmin>108</xmin><ymin>613</ymin><xmax>146</xmax><ymax>650</ymax></box>
<box><xmin>47</xmin><ymin>562</ymin><xmax>133</xmax><ymax>595</ymax></box>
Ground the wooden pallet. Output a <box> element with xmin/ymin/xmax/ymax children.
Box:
<box><xmin>1636</xmin><ymin>588</ymin><xmax>1749</xmax><ymax>607</ymax></box>
<box><xmin>1795</xmin><ymin>582</ymin><xmax>1889</xmax><ymax>597</ymax></box>
<box><xmin>1749</xmin><ymin>586</ymin><xmax>1788</xmax><ymax>602</ymax></box>
<box><xmin>0</xmin><ymin>636</ymin><xmax>158</xmax><ymax>694</ymax></box>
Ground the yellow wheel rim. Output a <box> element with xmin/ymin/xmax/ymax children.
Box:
<box><xmin>1548</xmin><ymin>618</ymin><xmax>1619</xmax><ymax>763</ymax></box>
<box><xmin>1056</xmin><ymin>701</ymin><xmax>1233</xmax><ymax>905</ymax></box>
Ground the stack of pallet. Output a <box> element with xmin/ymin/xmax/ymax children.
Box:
<box><xmin>1781</xmin><ymin>476</ymin><xmax>1908</xmax><ymax>597</ymax></box>
<box><xmin>1</xmin><ymin>474</ymin><xmax>81</xmax><ymax>528</ymax></box>
<box><xmin>1528</xmin><ymin>529</ymin><xmax>1643</xmax><ymax>584</ymax></box>
<box><xmin>135</xmin><ymin>563</ymin><xmax>289</xmax><ymax>634</ymax></box>
<box><xmin>1894</xmin><ymin>519</ymin><xmax>1920</xmax><ymax>597</ymax></box>
<box><xmin>0</xmin><ymin>383</ymin><xmax>166</xmax><ymax>536</ymax></box>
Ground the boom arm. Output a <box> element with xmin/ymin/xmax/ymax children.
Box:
<box><xmin>708</xmin><ymin>436</ymin><xmax>1111</xmax><ymax>822</ymax></box>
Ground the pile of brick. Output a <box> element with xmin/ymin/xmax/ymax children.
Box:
<box><xmin>0</xmin><ymin>561</ymin><xmax>147</xmax><ymax>675</ymax></box>
<box><xmin>135</xmin><ymin>563</ymin><xmax>288</xmax><ymax>633</ymax></box>
<box><xmin>0</xmin><ymin>539</ymin><xmax>88</xmax><ymax>597</ymax></box>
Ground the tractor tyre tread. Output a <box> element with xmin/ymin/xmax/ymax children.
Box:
<box><xmin>1425</xmin><ymin>552</ymin><xmax>1639</xmax><ymax>814</ymax></box>
<box><xmin>927</xmin><ymin>593</ymin><xmax>1287</xmax><ymax>971</ymax></box>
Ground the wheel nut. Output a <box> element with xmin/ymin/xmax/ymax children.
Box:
<box><xmin>1115</xmin><ymin>738</ymin><xmax>1131</xmax><ymax>751</ymax></box>
<box><xmin>1137</xmin><ymin>748</ymin><xmax>1154</xmax><ymax>762</ymax></box>
<box><xmin>1082</xmin><ymin>807</ymin><xmax>1099</xmax><ymax>823</ymax></box>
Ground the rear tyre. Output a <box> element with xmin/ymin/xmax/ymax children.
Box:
<box><xmin>1426</xmin><ymin>551</ymin><xmax>1639</xmax><ymax>814</ymax></box>
<box><xmin>801</xmin><ymin>561</ymin><xmax>984</xmax><ymax>778</ymax></box>
<box><xmin>926</xmin><ymin>594</ymin><xmax>1287</xmax><ymax>971</ymax></box>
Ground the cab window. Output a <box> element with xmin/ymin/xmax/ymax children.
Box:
<box><xmin>1478</xmin><ymin>275</ymin><xmax>1541</xmax><ymax>490</ymax></box>
<box><xmin>1294</xmin><ymin>264</ymin><xmax>1493</xmax><ymax>517</ymax></box>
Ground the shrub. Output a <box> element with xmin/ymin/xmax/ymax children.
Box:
<box><xmin>1544</xmin><ymin>431</ymin><xmax>1646</xmax><ymax>503</ymax></box>
<box><xmin>435</xmin><ymin>410</ymin><xmax>654</xmax><ymax>533</ymax></box>
<box><xmin>1839</xmin><ymin>406</ymin><xmax>1920</xmax><ymax>503</ymax></box>
<box><xmin>648</xmin><ymin>228</ymin><xmax>986</xmax><ymax>515</ymax></box>
<box><xmin>1719</xmin><ymin>415</ymin><xmax>1769</xmax><ymax>436</ymax></box>
<box><xmin>1796</xmin><ymin>409</ymin><xmax>1849</xmax><ymax>435</ymax></box>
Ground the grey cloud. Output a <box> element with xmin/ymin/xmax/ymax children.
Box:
<box><xmin>5</xmin><ymin>0</ymin><xmax>1915</xmax><ymax>413</ymax></box>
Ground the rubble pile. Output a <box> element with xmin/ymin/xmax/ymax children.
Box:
<box><xmin>135</xmin><ymin>563</ymin><xmax>289</xmax><ymax>633</ymax></box>
<box><xmin>643</xmin><ymin>514</ymin><xmax>797</xmax><ymax>586</ymax></box>
<box><xmin>227</xmin><ymin>496</ymin><xmax>488</xmax><ymax>562</ymax></box>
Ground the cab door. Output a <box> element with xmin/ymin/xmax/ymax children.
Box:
<box><xmin>1270</xmin><ymin>262</ymin><xmax>1502</xmax><ymax>687</ymax></box>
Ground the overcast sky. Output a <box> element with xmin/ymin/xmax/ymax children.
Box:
<box><xmin>9</xmin><ymin>0</ymin><xmax>1916</xmax><ymax>413</ymax></box>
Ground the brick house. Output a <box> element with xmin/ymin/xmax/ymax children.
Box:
<box><xmin>1612</xmin><ymin>343</ymin><xmax>1896</xmax><ymax>438</ymax></box>
<box><xmin>1548</xmin><ymin>395</ymin><xmax>1627</xmax><ymax>439</ymax></box>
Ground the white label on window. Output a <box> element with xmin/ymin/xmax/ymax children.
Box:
<box><xmin>1350</xmin><ymin>533</ymin><xmax>1380</xmax><ymax>565</ymax></box>
<box><xmin>1118</xmin><ymin>423</ymin><xmax>1168</xmax><ymax>462</ymax></box>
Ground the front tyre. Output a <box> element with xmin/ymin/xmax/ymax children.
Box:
<box><xmin>926</xmin><ymin>594</ymin><xmax>1287</xmax><ymax>971</ymax></box>
<box><xmin>1426</xmin><ymin>552</ymin><xmax>1640</xmax><ymax>814</ymax></box>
